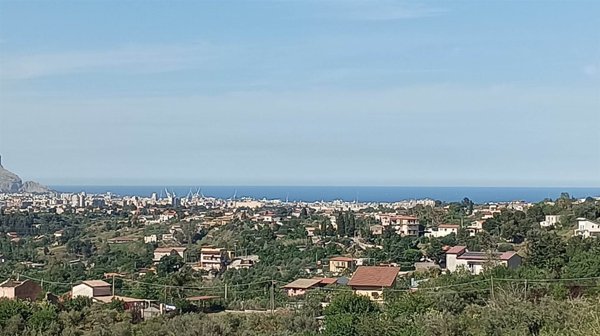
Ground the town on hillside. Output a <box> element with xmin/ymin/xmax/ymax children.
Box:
<box><xmin>0</xmin><ymin>189</ymin><xmax>599</xmax><ymax>334</ymax></box>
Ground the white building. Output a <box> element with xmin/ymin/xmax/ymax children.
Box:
<box><xmin>199</xmin><ymin>247</ymin><xmax>227</xmax><ymax>272</ymax></box>
<box><xmin>144</xmin><ymin>235</ymin><xmax>157</xmax><ymax>243</ymax></box>
<box><xmin>574</xmin><ymin>218</ymin><xmax>600</xmax><ymax>238</ymax></box>
<box><xmin>228</xmin><ymin>255</ymin><xmax>259</xmax><ymax>270</ymax></box>
<box><xmin>72</xmin><ymin>280</ymin><xmax>111</xmax><ymax>298</ymax></box>
<box><xmin>377</xmin><ymin>215</ymin><xmax>420</xmax><ymax>236</ymax></box>
<box><xmin>153</xmin><ymin>247</ymin><xmax>187</xmax><ymax>262</ymax></box>
<box><xmin>445</xmin><ymin>246</ymin><xmax>521</xmax><ymax>275</ymax></box>
<box><xmin>467</xmin><ymin>220</ymin><xmax>484</xmax><ymax>236</ymax></box>
<box><xmin>540</xmin><ymin>215</ymin><xmax>561</xmax><ymax>228</ymax></box>
<box><xmin>425</xmin><ymin>224</ymin><xmax>459</xmax><ymax>238</ymax></box>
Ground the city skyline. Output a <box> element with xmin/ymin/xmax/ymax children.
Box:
<box><xmin>1</xmin><ymin>1</ymin><xmax>599</xmax><ymax>186</ymax></box>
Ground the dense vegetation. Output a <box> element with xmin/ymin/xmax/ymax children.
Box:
<box><xmin>0</xmin><ymin>195</ymin><xmax>599</xmax><ymax>335</ymax></box>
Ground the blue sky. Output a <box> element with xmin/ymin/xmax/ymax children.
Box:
<box><xmin>0</xmin><ymin>0</ymin><xmax>598</xmax><ymax>186</ymax></box>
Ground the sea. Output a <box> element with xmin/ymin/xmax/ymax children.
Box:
<box><xmin>48</xmin><ymin>186</ymin><xmax>600</xmax><ymax>204</ymax></box>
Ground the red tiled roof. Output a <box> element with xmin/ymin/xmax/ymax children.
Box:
<box><xmin>314</xmin><ymin>277</ymin><xmax>337</xmax><ymax>285</ymax></box>
<box><xmin>499</xmin><ymin>251</ymin><xmax>518</xmax><ymax>260</ymax></box>
<box><xmin>446</xmin><ymin>246</ymin><xmax>467</xmax><ymax>255</ymax></box>
<box><xmin>348</xmin><ymin>266</ymin><xmax>400</xmax><ymax>288</ymax></box>
<box><xmin>330</xmin><ymin>257</ymin><xmax>354</xmax><ymax>262</ymax></box>
<box><xmin>438</xmin><ymin>224</ymin><xmax>459</xmax><ymax>229</ymax></box>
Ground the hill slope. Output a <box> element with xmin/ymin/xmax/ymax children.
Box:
<box><xmin>0</xmin><ymin>157</ymin><xmax>52</xmax><ymax>193</ymax></box>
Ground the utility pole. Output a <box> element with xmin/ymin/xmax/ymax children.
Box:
<box><xmin>490</xmin><ymin>276</ymin><xmax>495</xmax><ymax>301</ymax></box>
<box><xmin>524</xmin><ymin>279</ymin><xmax>528</xmax><ymax>300</ymax></box>
<box><xmin>270</xmin><ymin>280</ymin><xmax>275</xmax><ymax>314</ymax></box>
<box><xmin>112</xmin><ymin>275</ymin><xmax>115</xmax><ymax>296</ymax></box>
<box><xmin>224</xmin><ymin>283</ymin><xmax>228</xmax><ymax>300</ymax></box>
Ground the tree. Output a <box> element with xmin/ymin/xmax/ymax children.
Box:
<box><xmin>462</xmin><ymin>197</ymin><xmax>474</xmax><ymax>216</ymax></box>
<box><xmin>63</xmin><ymin>296</ymin><xmax>93</xmax><ymax>312</ymax></box>
<box><xmin>157</xmin><ymin>254</ymin><xmax>184</xmax><ymax>276</ymax></box>
<box><xmin>300</xmin><ymin>208</ymin><xmax>309</xmax><ymax>219</ymax></box>
<box><xmin>0</xmin><ymin>298</ymin><xmax>31</xmax><ymax>328</ymax></box>
<box><xmin>325</xmin><ymin>292</ymin><xmax>379</xmax><ymax>316</ymax></box>
<box><xmin>27</xmin><ymin>302</ymin><xmax>58</xmax><ymax>331</ymax></box>
<box><xmin>346</xmin><ymin>212</ymin><xmax>356</xmax><ymax>237</ymax></box>
<box><xmin>526</xmin><ymin>230</ymin><xmax>567</xmax><ymax>276</ymax></box>
<box><xmin>336</xmin><ymin>213</ymin><xmax>346</xmax><ymax>237</ymax></box>
<box><xmin>181</xmin><ymin>221</ymin><xmax>200</xmax><ymax>244</ymax></box>
<box><xmin>324</xmin><ymin>293</ymin><xmax>379</xmax><ymax>336</ymax></box>
<box><xmin>426</xmin><ymin>238</ymin><xmax>445</xmax><ymax>264</ymax></box>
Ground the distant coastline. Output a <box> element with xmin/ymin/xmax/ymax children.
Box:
<box><xmin>49</xmin><ymin>185</ymin><xmax>600</xmax><ymax>203</ymax></box>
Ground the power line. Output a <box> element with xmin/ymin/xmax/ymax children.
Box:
<box><xmin>417</xmin><ymin>278</ymin><xmax>490</xmax><ymax>291</ymax></box>
<box><xmin>16</xmin><ymin>273</ymin><xmax>274</xmax><ymax>291</ymax></box>
<box><xmin>494</xmin><ymin>276</ymin><xmax>600</xmax><ymax>283</ymax></box>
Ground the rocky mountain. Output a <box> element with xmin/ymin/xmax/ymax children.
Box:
<box><xmin>20</xmin><ymin>181</ymin><xmax>52</xmax><ymax>193</ymax></box>
<box><xmin>0</xmin><ymin>156</ymin><xmax>52</xmax><ymax>194</ymax></box>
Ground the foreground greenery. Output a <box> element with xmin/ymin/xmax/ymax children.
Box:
<box><xmin>2</xmin><ymin>274</ymin><xmax>600</xmax><ymax>336</ymax></box>
<box><xmin>0</xmin><ymin>194</ymin><xmax>599</xmax><ymax>335</ymax></box>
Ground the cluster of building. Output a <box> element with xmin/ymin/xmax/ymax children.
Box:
<box><xmin>147</xmin><ymin>245</ymin><xmax>259</xmax><ymax>273</ymax></box>
<box><xmin>281</xmin><ymin>244</ymin><xmax>524</xmax><ymax>302</ymax></box>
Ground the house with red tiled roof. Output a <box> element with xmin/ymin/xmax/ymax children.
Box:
<box><xmin>445</xmin><ymin>246</ymin><xmax>521</xmax><ymax>275</ymax></box>
<box><xmin>348</xmin><ymin>266</ymin><xmax>400</xmax><ymax>301</ymax></box>
<box><xmin>312</xmin><ymin>277</ymin><xmax>338</xmax><ymax>286</ymax></box>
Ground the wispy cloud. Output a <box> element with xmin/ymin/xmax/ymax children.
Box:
<box><xmin>0</xmin><ymin>42</ymin><xmax>219</xmax><ymax>79</ymax></box>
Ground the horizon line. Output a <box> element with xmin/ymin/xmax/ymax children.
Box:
<box><xmin>48</xmin><ymin>184</ymin><xmax>600</xmax><ymax>189</ymax></box>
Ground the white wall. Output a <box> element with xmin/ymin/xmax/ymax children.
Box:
<box><xmin>72</xmin><ymin>284</ymin><xmax>94</xmax><ymax>298</ymax></box>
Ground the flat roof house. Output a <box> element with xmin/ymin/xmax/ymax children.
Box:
<box><xmin>425</xmin><ymin>224</ymin><xmax>459</xmax><ymax>238</ymax></box>
<box><xmin>153</xmin><ymin>247</ymin><xmax>187</xmax><ymax>263</ymax></box>
<box><xmin>379</xmin><ymin>215</ymin><xmax>420</xmax><ymax>236</ymax></box>
<box><xmin>348</xmin><ymin>266</ymin><xmax>400</xmax><ymax>301</ymax></box>
<box><xmin>574</xmin><ymin>218</ymin><xmax>600</xmax><ymax>238</ymax></box>
<box><xmin>229</xmin><ymin>255</ymin><xmax>260</xmax><ymax>270</ymax></box>
<box><xmin>540</xmin><ymin>215</ymin><xmax>561</xmax><ymax>228</ymax></box>
<box><xmin>370</xmin><ymin>225</ymin><xmax>384</xmax><ymax>236</ymax></box>
<box><xmin>445</xmin><ymin>246</ymin><xmax>521</xmax><ymax>275</ymax></box>
<box><xmin>200</xmin><ymin>246</ymin><xmax>227</xmax><ymax>272</ymax></box>
<box><xmin>329</xmin><ymin>257</ymin><xmax>355</xmax><ymax>275</ymax></box>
